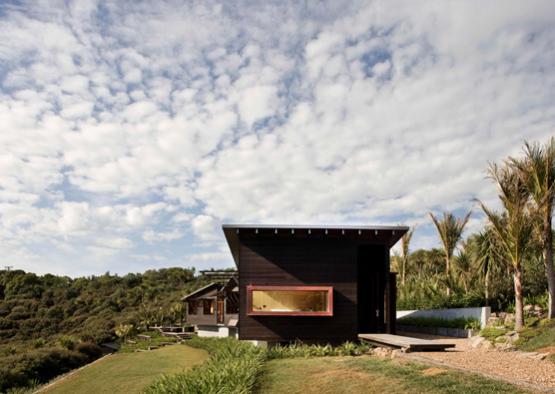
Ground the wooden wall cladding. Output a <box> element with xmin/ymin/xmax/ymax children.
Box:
<box><xmin>238</xmin><ymin>236</ymin><xmax>387</xmax><ymax>342</ymax></box>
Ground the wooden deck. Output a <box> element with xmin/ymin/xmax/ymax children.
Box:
<box><xmin>358</xmin><ymin>333</ymin><xmax>455</xmax><ymax>352</ymax></box>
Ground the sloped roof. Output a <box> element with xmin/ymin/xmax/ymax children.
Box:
<box><xmin>222</xmin><ymin>224</ymin><xmax>409</xmax><ymax>266</ymax></box>
<box><xmin>181</xmin><ymin>282</ymin><xmax>221</xmax><ymax>301</ymax></box>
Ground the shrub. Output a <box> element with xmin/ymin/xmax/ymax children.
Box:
<box><xmin>144</xmin><ymin>337</ymin><xmax>266</xmax><ymax>394</ymax></box>
<box><xmin>57</xmin><ymin>335</ymin><xmax>77</xmax><ymax>350</ymax></box>
<box><xmin>75</xmin><ymin>342</ymin><xmax>104</xmax><ymax>361</ymax></box>
<box><xmin>115</xmin><ymin>323</ymin><xmax>135</xmax><ymax>340</ymax></box>
<box><xmin>480</xmin><ymin>327</ymin><xmax>507</xmax><ymax>342</ymax></box>
<box><xmin>0</xmin><ymin>347</ymin><xmax>88</xmax><ymax>392</ymax></box>
<box><xmin>33</xmin><ymin>339</ymin><xmax>45</xmax><ymax>349</ymax></box>
<box><xmin>266</xmin><ymin>341</ymin><xmax>371</xmax><ymax>359</ymax></box>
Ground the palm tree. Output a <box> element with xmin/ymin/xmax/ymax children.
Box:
<box><xmin>454</xmin><ymin>249</ymin><xmax>472</xmax><ymax>294</ymax></box>
<box><xmin>400</xmin><ymin>228</ymin><xmax>414</xmax><ymax>286</ymax></box>
<box><xmin>511</xmin><ymin>138</ymin><xmax>555</xmax><ymax>319</ymax></box>
<box><xmin>429</xmin><ymin>211</ymin><xmax>472</xmax><ymax>296</ymax></box>
<box><xmin>472</xmin><ymin>228</ymin><xmax>506</xmax><ymax>306</ymax></box>
<box><xmin>479</xmin><ymin>162</ymin><xmax>533</xmax><ymax>330</ymax></box>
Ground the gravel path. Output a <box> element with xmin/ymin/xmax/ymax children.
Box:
<box><xmin>397</xmin><ymin>333</ymin><xmax>555</xmax><ymax>392</ymax></box>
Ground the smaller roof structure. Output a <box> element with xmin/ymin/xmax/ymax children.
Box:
<box><xmin>199</xmin><ymin>269</ymin><xmax>238</xmax><ymax>281</ymax></box>
<box><xmin>181</xmin><ymin>282</ymin><xmax>221</xmax><ymax>301</ymax></box>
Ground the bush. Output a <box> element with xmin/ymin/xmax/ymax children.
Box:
<box><xmin>57</xmin><ymin>335</ymin><xmax>77</xmax><ymax>350</ymax></box>
<box><xmin>33</xmin><ymin>338</ymin><xmax>45</xmax><ymax>349</ymax></box>
<box><xmin>480</xmin><ymin>327</ymin><xmax>507</xmax><ymax>342</ymax></box>
<box><xmin>75</xmin><ymin>342</ymin><xmax>104</xmax><ymax>361</ymax></box>
<box><xmin>144</xmin><ymin>337</ymin><xmax>266</xmax><ymax>394</ymax></box>
<box><xmin>0</xmin><ymin>347</ymin><xmax>88</xmax><ymax>392</ymax></box>
<box><xmin>266</xmin><ymin>341</ymin><xmax>371</xmax><ymax>359</ymax></box>
<box><xmin>397</xmin><ymin>316</ymin><xmax>480</xmax><ymax>330</ymax></box>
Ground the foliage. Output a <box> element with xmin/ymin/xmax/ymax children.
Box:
<box><xmin>115</xmin><ymin>323</ymin><xmax>135</xmax><ymax>340</ymax></box>
<box><xmin>510</xmin><ymin>138</ymin><xmax>555</xmax><ymax>319</ymax></box>
<box><xmin>0</xmin><ymin>347</ymin><xmax>88</xmax><ymax>392</ymax></box>
<box><xmin>479</xmin><ymin>327</ymin><xmax>508</xmax><ymax>342</ymax></box>
<box><xmin>397</xmin><ymin>316</ymin><xmax>480</xmax><ymax>330</ymax></box>
<box><xmin>0</xmin><ymin>267</ymin><xmax>206</xmax><ymax>393</ymax></box>
<box><xmin>57</xmin><ymin>335</ymin><xmax>77</xmax><ymax>350</ymax></box>
<box><xmin>266</xmin><ymin>341</ymin><xmax>371</xmax><ymax>359</ymax></box>
<box><xmin>144</xmin><ymin>337</ymin><xmax>266</xmax><ymax>394</ymax></box>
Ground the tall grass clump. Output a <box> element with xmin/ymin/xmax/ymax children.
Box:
<box><xmin>144</xmin><ymin>337</ymin><xmax>265</xmax><ymax>394</ymax></box>
<box><xmin>266</xmin><ymin>341</ymin><xmax>371</xmax><ymax>359</ymax></box>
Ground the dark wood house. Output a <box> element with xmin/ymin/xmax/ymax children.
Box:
<box><xmin>222</xmin><ymin>224</ymin><xmax>407</xmax><ymax>344</ymax></box>
<box><xmin>182</xmin><ymin>271</ymin><xmax>239</xmax><ymax>337</ymax></box>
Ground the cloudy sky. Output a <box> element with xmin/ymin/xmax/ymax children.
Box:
<box><xmin>1</xmin><ymin>1</ymin><xmax>554</xmax><ymax>277</ymax></box>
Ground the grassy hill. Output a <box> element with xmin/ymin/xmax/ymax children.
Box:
<box><xmin>40</xmin><ymin>344</ymin><xmax>207</xmax><ymax>394</ymax></box>
<box><xmin>0</xmin><ymin>268</ymin><xmax>210</xmax><ymax>392</ymax></box>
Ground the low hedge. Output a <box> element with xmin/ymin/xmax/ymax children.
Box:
<box><xmin>397</xmin><ymin>316</ymin><xmax>480</xmax><ymax>330</ymax></box>
<box><xmin>267</xmin><ymin>341</ymin><xmax>371</xmax><ymax>359</ymax></box>
<box><xmin>144</xmin><ymin>337</ymin><xmax>266</xmax><ymax>394</ymax></box>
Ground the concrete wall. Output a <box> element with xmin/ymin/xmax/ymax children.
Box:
<box><xmin>397</xmin><ymin>307</ymin><xmax>491</xmax><ymax>329</ymax></box>
<box><xmin>197</xmin><ymin>325</ymin><xmax>238</xmax><ymax>338</ymax></box>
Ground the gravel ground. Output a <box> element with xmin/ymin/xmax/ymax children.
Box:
<box><xmin>397</xmin><ymin>333</ymin><xmax>555</xmax><ymax>391</ymax></box>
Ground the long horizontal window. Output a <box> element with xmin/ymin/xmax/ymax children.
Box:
<box><xmin>247</xmin><ymin>285</ymin><xmax>333</xmax><ymax>316</ymax></box>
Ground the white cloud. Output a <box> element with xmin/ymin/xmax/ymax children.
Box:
<box><xmin>191</xmin><ymin>215</ymin><xmax>220</xmax><ymax>241</ymax></box>
<box><xmin>96</xmin><ymin>237</ymin><xmax>134</xmax><ymax>249</ymax></box>
<box><xmin>0</xmin><ymin>0</ymin><xmax>554</xmax><ymax>275</ymax></box>
<box><xmin>142</xmin><ymin>229</ymin><xmax>183</xmax><ymax>243</ymax></box>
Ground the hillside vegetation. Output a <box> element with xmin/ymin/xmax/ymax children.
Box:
<box><xmin>0</xmin><ymin>267</ymin><xmax>207</xmax><ymax>392</ymax></box>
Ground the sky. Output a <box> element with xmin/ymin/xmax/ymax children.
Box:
<box><xmin>0</xmin><ymin>0</ymin><xmax>554</xmax><ymax>277</ymax></box>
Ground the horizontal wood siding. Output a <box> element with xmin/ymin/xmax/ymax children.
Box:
<box><xmin>186</xmin><ymin>313</ymin><xmax>217</xmax><ymax>326</ymax></box>
<box><xmin>187</xmin><ymin>312</ymin><xmax>238</xmax><ymax>327</ymax></box>
<box><xmin>238</xmin><ymin>236</ymin><xmax>360</xmax><ymax>342</ymax></box>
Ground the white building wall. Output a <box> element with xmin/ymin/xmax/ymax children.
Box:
<box><xmin>197</xmin><ymin>325</ymin><xmax>238</xmax><ymax>338</ymax></box>
<box><xmin>397</xmin><ymin>307</ymin><xmax>491</xmax><ymax>328</ymax></box>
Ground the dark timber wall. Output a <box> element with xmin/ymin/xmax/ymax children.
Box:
<box><xmin>238</xmin><ymin>235</ymin><xmax>389</xmax><ymax>343</ymax></box>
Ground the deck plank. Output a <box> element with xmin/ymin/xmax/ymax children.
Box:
<box><xmin>358</xmin><ymin>333</ymin><xmax>455</xmax><ymax>351</ymax></box>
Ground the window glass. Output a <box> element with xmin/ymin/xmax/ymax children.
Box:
<box><xmin>187</xmin><ymin>300</ymin><xmax>198</xmax><ymax>315</ymax></box>
<box><xmin>203</xmin><ymin>299</ymin><xmax>215</xmax><ymax>315</ymax></box>
<box><xmin>251</xmin><ymin>289</ymin><xmax>328</xmax><ymax>313</ymax></box>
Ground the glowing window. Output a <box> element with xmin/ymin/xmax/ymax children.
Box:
<box><xmin>247</xmin><ymin>285</ymin><xmax>333</xmax><ymax>316</ymax></box>
<box><xmin>203</xmin><ymin>299</ymin><xmax>215</xmax><ymax>315</ymax></box>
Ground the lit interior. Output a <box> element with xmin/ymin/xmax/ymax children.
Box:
<box><xmin>251</xmin><ymin>289</ymin><xmax>328</xmax><ymax>313</ymax></box>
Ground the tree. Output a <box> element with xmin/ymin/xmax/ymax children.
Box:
<box><xmin>479</xmin><ymin>162</ymin><xmax>534</xmax><ymax>330</ymax></box>
<box><xmin>115</xmin><ymin>323</ymin><xmax>135</xmax><ymax>340</ymax></box>
<box><xmin>429</xmin><ymin>211</ymin><xmax>472</xmax><ymax>296</ymax></box>
<box><xmin>511</xmin><ymin>138</ymin><xmax>555</xmax><ymax>319</ymax></box>
<box><xmin>400</xmin><ymin>228</ymin><xmax>414</xmax><ymax>286</ymax></box>
<box><xmin>454</xmin><ymin>249</ymin><xmax>471</xmax><ymax>294</ymax></box>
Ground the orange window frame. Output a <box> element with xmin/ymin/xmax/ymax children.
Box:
<box><xmin>246</xmin><ymin>285</ymin><xmax>333</xmax><ymax>316</ymax></box>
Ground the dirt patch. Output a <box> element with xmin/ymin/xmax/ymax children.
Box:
<box><xmin>312</xmin><ymin>368</ymin><xmax>371</xmax><ymax>380</ymax></box>
<box><xmin>421</xmin><ymin>367</ymin><xmax>447</xmax><ymax>376</ymax></box>
<box><xmin>300</xmin><ymin>365</ymin><xmax>405</xmax><ymax>394</ymax></box>
<box><xmin>536</xmin><ymin>346</ymin><xmax>555</xmax><ymax>355</ymax></box>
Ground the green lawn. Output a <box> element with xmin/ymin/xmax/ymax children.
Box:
<box><xmin>41</xmin><ymin>344</ymin><xmax>208</xmax><ymax>394</ymax></box>
<box><xmin>256</xmin><ymin>356</ymin><xmax>529</xmax><ymax>394</ymax></box>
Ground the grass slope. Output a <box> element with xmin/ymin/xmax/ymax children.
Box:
<box><xmin>518</xmin><ymin>321</ymin><xmax>555</xmax><ymax>362</ymax></box>
<box><xmin>41</xmin><ymin>345</ymin><xmax>208</xmax><ymax>394</ymax></box>
<box><xmin>257</xmin><ymin>357</ymin><xmax>529</xmax><ymax>394</ymax></box>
